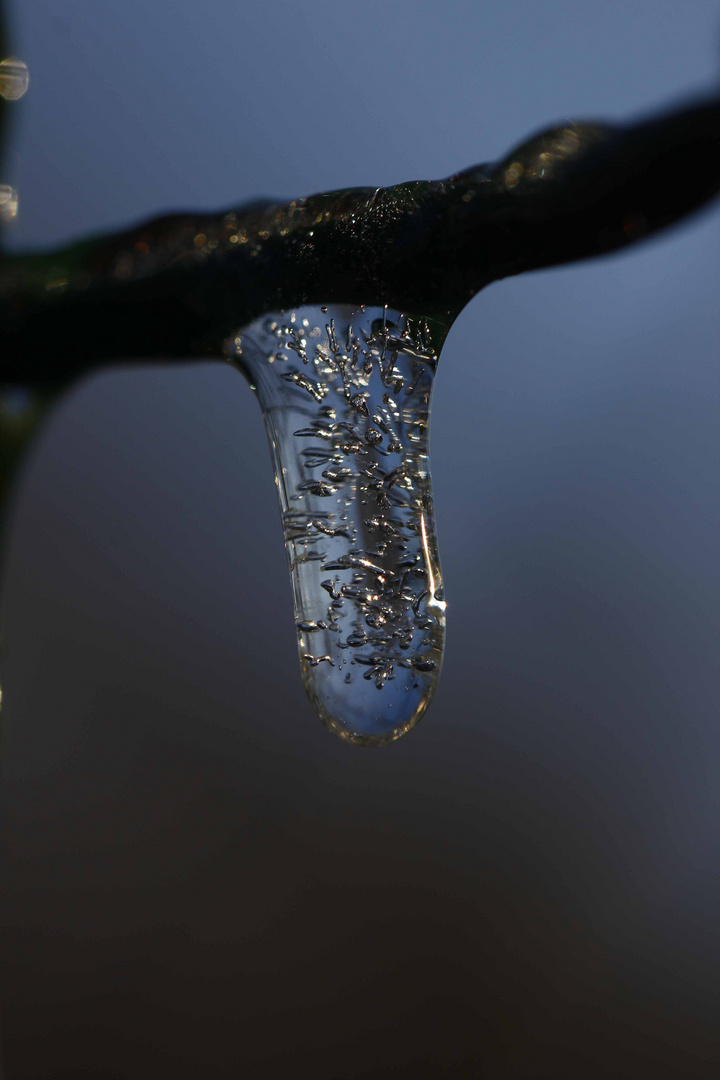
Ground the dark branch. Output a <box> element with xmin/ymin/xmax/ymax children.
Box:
<box><xmin>0</xmin><ymin>90</ymin><xmax>718</xmax><ymax>387</ymax></box>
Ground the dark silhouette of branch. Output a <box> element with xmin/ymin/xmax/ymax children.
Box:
<box><xmin>0</xmin><ymin>91</ymin><xmax>718</xmax><ymax>388</ymax></box>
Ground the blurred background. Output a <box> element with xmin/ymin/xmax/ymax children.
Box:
<box><xmin>1</xmin><ymin>1</ymin><xmax>719</xmax><ymax>1077</ymax></box>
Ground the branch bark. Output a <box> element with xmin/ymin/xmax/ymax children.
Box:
<box><xmin>0</xmin><ymin>91</ymin><xmax>718</xmax><ymax>388</ymax></box>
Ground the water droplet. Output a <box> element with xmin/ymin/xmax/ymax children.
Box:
<box><xmin>229</xmin><ymin>305</ymin><xmax>447</xmax><ymax>746</ymax></box>
<box><xmin>0</xmin><ymin>184</ymin><xmax>18</xmax><ymax>222</ymax></box>
<box><xmin>0</xmin><ymin>57</ymin><xmax>29</xmax><ymax>101</ymax></box>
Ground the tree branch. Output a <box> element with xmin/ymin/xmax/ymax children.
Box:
<box><xmin>0</xmin><ymin>90</ymin><xmax>718</xmax><ymax>388</ymax></box>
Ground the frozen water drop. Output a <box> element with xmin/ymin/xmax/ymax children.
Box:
<box><xmin>0</xmin><ymin>57</ymin><xmax>29</xmax><ymax>101</ymax></box>
<box><xmin>229</xmin><ymin>304</ymin><xmax>447</xmax><ymax>747</ymax></box>
<box><xmin>0</xmin><ymin>184</ymin><xmax>18</xmax><ymax>222</ymax></box>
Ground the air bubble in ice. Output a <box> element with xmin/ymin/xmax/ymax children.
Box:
<box><xmin>228</xmin><ymin>304</ymin><xmax>447</xmax><ymax>746</ymax></box>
